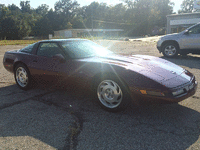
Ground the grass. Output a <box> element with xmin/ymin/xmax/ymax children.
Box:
<box><xmin>0</xmin><ymin>40</ymin><xmax>41</xmax><ymax>46</ymax></box>
<box><xmin>0</xmin><ymin>36</ymin><xmax>123</xmax><ymax>46</ymax></box>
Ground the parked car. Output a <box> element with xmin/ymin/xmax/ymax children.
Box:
<box><xmin>3</xmin><ymin>39</ymin><xmax>197</xmax><ymax>112</ymax></box>
<box><xmin>157</xmin><ymin>23</ymin><xmax>200</xmax><ymax>57</ymax></box>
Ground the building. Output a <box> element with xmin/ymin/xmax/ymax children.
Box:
<box><xmin>166</xmin><ymin>12</ymin><xmax>200</xmax><ymax>34</ymax></box>
<box><xmin>54</xmin><ymin>29</ymin><xmax>124</xmax><ymax>38</ymax></box>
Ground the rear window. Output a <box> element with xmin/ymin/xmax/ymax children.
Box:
<box><xmin>20</xmin><ymin>43</ymin><xmax>35</xmax><ymax>53</ymax></box>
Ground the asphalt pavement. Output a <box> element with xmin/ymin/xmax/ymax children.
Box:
<box><xmin>0</xmin><ymin>39</ymin><xmax>200</xmax><ymax>149</ymax></box>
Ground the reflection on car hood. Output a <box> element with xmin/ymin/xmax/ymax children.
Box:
<box><xmin>100</xmin><ymin>54</ymin><xmax>185</xmax><ymax>82</ymax></box>
<box><xmin>160</xmin><ymin>33</ymin><xmax>180</xmax><ymax>40</ymax></box>
<box><xmin>79</xmin><ymin>54</ymin><xmax>190</xmax><ymax>86</ymax></box>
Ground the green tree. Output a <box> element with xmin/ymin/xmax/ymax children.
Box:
<box><xmin>178</xmin><ymin>0</ymin><xmax>194</xmax><ymax>13</ymax></box>
<box><xmin>0</xmin><ymin>4</ymin><xmax>9</xmax><ymax>18</ymax></box>
<box><xmin>20</xmin><ymin>1</ymin><xmax>31</xmax><ymax>13</ymax></box>
<box><xmin>153</xmin><ymin>0</ymin><xmax>174</xmax><ymax>27</ymax></box>
<box><xmin>1</xmin><ymin>13</ymin><xmax>34</xmax><ymax>39</ymax></box>
<box><xmin>105</xmin><ymin>3</ymin><xmax>127</xmax><ymax>28</ymax></box>
<box><xmin>32</xmin><ymin>9</ymin><xmax>59</xmax><ymax>37</ymax></box>
<box><xmin>0</xmin><ymin>0</ymin><xmax>177</xmax><ymax>39</ymax></box>
<box><xmin>17</xmin><ymin>13</ymin><xmax>33</xmax><ymax>38</ymax></box>
<box><xmin>123</xmin><ymin>0</ymin><xmax>174</xmax><ymax>36</ymax></box>
<box><xmin>54</xmin><ymin>0</ymin><xmax>79</xmax><ymax>30</ymax></box>
<box><xmin>83</xmin><ymin>2</ymin><xmax>109</xmax><ymax>29</ymax></box>
<box><xmin>8</xmin><ymin>4</ymin><xmax>21</xmax><ymax>15</ymax></box>
<box><xmin>1</xmin><ymin>16</ymin><xmax>19</xmax><ymax>39</ymax></box>
<box><xmin>0</xmin><ymin>3</ymin><xmax>36</xmax><ymax>39</ymax></box>
<box><xmin>71</xmin><ymin>16</ymin><xmax>84</xmax><ymax>28</ymax></box>
<box><xmin>36</xmin><ymin>4</ymin><xmax>49</xmax><ymax>16</ymax></box>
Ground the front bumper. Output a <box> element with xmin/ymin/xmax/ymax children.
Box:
<box><xmin>157</xmin><ymin>46</ymin><xmax>162</xmax><ymax>53</ymax></box>
<box><xmin>130</xmin><ymin>80</ymin><xmax>198</xmax><ymax>104</ymax></box>
<box><xmin>157</xmin><ymin>38</ymin><xmax>163</xmax><ymax>53</ymax></box>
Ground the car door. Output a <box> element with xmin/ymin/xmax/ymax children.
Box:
<box><xmin>29</xmin><ymin>42</ymin><xmax>67</xmax><ymax>82</ymax></box>
<box><xmin>28</xmin><ymin>42</ymin><xmax>89</xmax><ymax>88</ymax></box>
<box><xmin>53</xmin><ymin>58</ymin><xmax>91</xmax><ymax>88</ymax></box>
<box><xmin>180</xmin><ymin>24</ymin><xmax>200</xmax><ymax>49</ymax></box>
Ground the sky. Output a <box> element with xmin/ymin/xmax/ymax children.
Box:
<box><xmin>1</xmin><ymin>0</ymin><xmax>183</xmax><ymax>13</ymax></box>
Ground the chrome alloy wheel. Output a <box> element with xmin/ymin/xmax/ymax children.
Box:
<box><xmin>97</xmin><ymin>80</ymin><xmax>123</xmax><ymax>108</ymax></box>
<box><xmin>16</xmin><ymin>67</ymin><xmax>28</xmax><ymax>87</ymax></box>
<box><xmin>164</xmin><ymin>45</ymin><xmax>177</xmax><ymax>56</ymax></box>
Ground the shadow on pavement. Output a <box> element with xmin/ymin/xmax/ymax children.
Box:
<box><xmin>0</xmin><ymin>83</ymin><xmax>200</xmax><ymax>149</ymax></box>
<box><xmin>160</xmin><ymin>55</ymin><xmax>200</xmax><ymax>70</ymax></box>
<box><xmin>0</xmin><ymin>84</ymin><xmax>73</xmax><ymax>149</ymax></box>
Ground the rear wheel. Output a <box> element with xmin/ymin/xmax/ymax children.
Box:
<box><xmin>162</xmin><ymin>42</ymin><xmax>179</xmax><ymax>58</ymax></box>
<box><xmin>14</xmin><ymin>63</ymin><xmax>31</xmax><ymax>90</ymax></box>
<box><xmin>96</xmin><ymin>75</ymin><xmax>131</xmax><ymax>112</ymax></box>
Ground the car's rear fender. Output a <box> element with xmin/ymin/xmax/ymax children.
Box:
<box><xmin>3</xmin><ymin>52</ymin><xmax>18</xmax><ymax>73</ymax></box>
<box><xmin>4</xmin><ymin>51</ymin><xmax>31</xmax><ymax>73</ymax></box>
<box><xmin>13</xmin><ymin>61</ymin><xmax>29</xmax><ymax>72</ymax></box>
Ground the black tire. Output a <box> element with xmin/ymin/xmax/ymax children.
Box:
<box><xmin>95</xmin><ymin>75</ymin><xmax>131</xmax><ymax>112</ymax></box>
<box><xmin>162</xmin><ymin>42</ymin><xmax>179</xmax><ymax>58</ymax></box>
<box><xmin>14</xmin><ymin>63</ymin><xmax>32</xmax><ymax>90</ymax></box>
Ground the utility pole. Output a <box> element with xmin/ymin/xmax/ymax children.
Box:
<box><xmin>92</xmin><ymin>8</ymin><xmax>94</xmax><ymax>36</ymax></box>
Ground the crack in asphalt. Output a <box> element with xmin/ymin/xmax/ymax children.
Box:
<box><xmin>1</xmin><ymin>86</ymin><xmax>199</xmax><ymax>149</ymax></box>
<box><xmin>32</xmin><ymin>94</ymin><xmax>85</xmax><ymax>150</ymax></box>
<box><xmin>0</xmin><ymin>90</ymin><xmax>56</xmax><ymax>110</ymax></box>
<box><xmin>0</xmin><ymin>97</ymin><xmax>30</xmax><ymax>110</ymax></box>
<box><xmin>0</xmin><ymin>89</ymin><xmax>82</xmax><ymax>150</ymax></box>
<box><xmin>0</xmin><ymin>77</ymin><xmax>85</xmax><ymax>150</ymax></box>
<box><xmin>0</xmin><ymin>91</ymin><xmax>26</xmax><ymax>96</ymax></box>
<box><xmin>62</xmin><ymin>111</ymin><xmax>84</xmax><ymax>150</ymax></box>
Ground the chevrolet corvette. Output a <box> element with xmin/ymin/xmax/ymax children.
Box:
<box><xmin>3</xmin><ymin>39</ymin><xmax>198</xmax><ymax>112</ymax></box>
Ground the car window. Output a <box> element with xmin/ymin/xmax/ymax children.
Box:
<box><xmin>60</xmin><ymin>40</ymin><xmax>113</xmax><ymax>59</ymax></box>
<box><xmin>37</xmin><ymin>42</ymin><xmax>65</xmax><ymax>58</ymax></box>
<box><xmin>20</xmin><ymin>43</ymin><xmax>35</xmax><ymax>53</ymax></box>
<box><xmin>188</xmin><ymin>25</ymin><xmax>200</xmax><ymax>34</ymax></box>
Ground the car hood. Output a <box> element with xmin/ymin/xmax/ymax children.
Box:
<box><xmin>80</xmin><ymin>54</ymin><xmax>189</xmax><ymax>85</ymax></box>
<box><xmin>106</xmin><ymin>54</ymin><xmax>184</xmax><ymax>79</ymax></box>
<box><xmin>160</xmin><ymin>33</ymin><xmax>181</xmax><ymax>40</ymax></box>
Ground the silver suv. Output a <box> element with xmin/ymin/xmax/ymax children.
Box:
<box><xmin>157</xmin><ymin>23</ymin><xmax>200</xmax><ymax>57</ymax></box>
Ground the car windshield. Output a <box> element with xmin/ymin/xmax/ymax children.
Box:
<box><xmin>60</xmin><ymin>40</ymin><xmax>113</xmax><ymax>59</ymax></box>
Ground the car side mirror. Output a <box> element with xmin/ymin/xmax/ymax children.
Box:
<box><xmin>184</xmin><ymin>30</ymin><xmax>189</xmax><ymax>35</ymax></box>
<box><xmin>52</xmin><ymin>54</ymin><xmax>66</xmax><ymax>63</ymax></box>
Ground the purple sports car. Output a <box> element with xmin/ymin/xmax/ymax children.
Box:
<box><xmin>3</xmin><ymin>39</ymin><xmax>198</xmax><ymax>112</ymax></box>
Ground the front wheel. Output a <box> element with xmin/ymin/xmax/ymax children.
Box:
<box><xmin>14</xmin><ymin>63</ymin><xmax>32</xmax><ymax>90</ymax></box>
<box><xmin>162</xmin><ymin>43</ymin><xmax>179</xmax><ymax>58</ymax></box>
<box><xmin>96</xmin><ymin>76</ymin><xmax>131</xmax><ymax>112</ymax></box>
